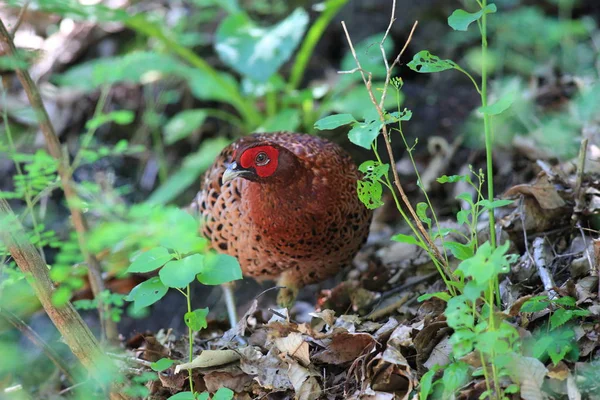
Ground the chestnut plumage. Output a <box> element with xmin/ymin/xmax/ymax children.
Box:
<box><xmin>192</xmin><ymin>132</ymin><xmax>372</xmax><ymax>304</ymax></box>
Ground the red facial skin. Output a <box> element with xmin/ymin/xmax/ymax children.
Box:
<box><xmin>239</xmin><ymin>145</ymin><xmax>279</xmax><ymax>178</ymax></box>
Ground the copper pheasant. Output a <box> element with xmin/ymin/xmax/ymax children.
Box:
<box><xmin>192</xmin><ymin>132</ymin><xmax>372</xmax><ymax>307</ymax></box>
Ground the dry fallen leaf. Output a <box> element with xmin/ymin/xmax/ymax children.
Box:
<box><xmin>175</xmin><ymin>349</ymin><xmax>240</xmax><ymax>373</ymax></box>
<box><xmin>313</xmin><ymin>332</ymin><xmax>376</xmax><ymax>365</ymax></box>
<box><xmin>274</xmin><ymin>332</ymin><xmax>311</xmax><ymax>366</ymax></box>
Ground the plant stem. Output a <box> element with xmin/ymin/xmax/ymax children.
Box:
<box><xmin>480</xmin><ymin>0</ymin><xmax>496</xmax><ymax>249</ymax></box>
<box><xmin>185</xmin><ymin>285</ymin><xmax>194</xmax><ymax>393</ymax></box>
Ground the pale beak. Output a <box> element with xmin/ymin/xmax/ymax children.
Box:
<box><xmin>222</xmin><ymin>161</ymin><xmax>252</xmax><ymax>184</ymax></box>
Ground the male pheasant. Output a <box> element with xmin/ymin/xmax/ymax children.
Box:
<box><xmin>191</xmin><ymin>132</ymin><xmax>372</xmax><ymax>312</ymax></box>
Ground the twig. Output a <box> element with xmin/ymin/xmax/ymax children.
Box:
<box><xmin>0</xmin><ymin>17</ymin><xmax>117</xmax><ymax>342</ymax></box>
<box><xmin>0</xmin><ymin>306</ymin><xmax>78</xmax><ymax>384</ymax></box>
<box><xmin>574</xmin><ymin>138</ymin><xmax>588</xmax><ymax>204</ymax></box>
<box><xmin>340</xmin><ymin>17</ymin><xmax>444</xmax><ymax>266</ymax></box>
<box><xmin>0</xmin><ymin>200</ymin><xmax>126</xmax><ymax>400</ymax></box>
<box><xmin>531</xmin><ymin>237</ymin><xmax>557</xmax><ymax>300</ymax></box>
<box><xmin>9</xmin><ymin>0</ymin><xmax>30</xmax><ymax>37</ymax></box>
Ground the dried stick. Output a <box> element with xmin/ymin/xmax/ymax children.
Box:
<box><xmin>0</xmin><ymin>200</ymin><xmax>126</xmax><ymax>400</ymax></box>
<box><xmin>0</xmin><ymin>17</ymin><xmax>117</xmax><ymax>342</ymax></box>
<box><xmin>340</xmin><ymin>16</ymin><xmax>445</xmax><ymax>266</ymax></box>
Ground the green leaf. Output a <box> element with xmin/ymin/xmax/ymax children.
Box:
<box><xmin>357</xmin><ymin>180</ymin><xmax>383</xmax><ymax>209</ymax></box>
<box><xmin>477</xmin><ymin>199</ymin><xmax>514</xmax><ymax>209</ymax></box>
<box><xmin>447</xmin><ymin>4</ymin><xmax>497</xmax><ymax>32</ymax></box>
<box><xmin>391</xmin><ymin>233</ymin><xmax>421</xmax><ymax>247</ymax></box>
<box><xmin>478</xmin><ymin>90</ymin><xmax>514</xmax><ymax>115</ymax></box>
<box><xmin>388</xmin><ymin>108</ymin><xmax>412</xmax><ymax>123</ymax></box>
<box><xmin>418</xmin><ymin>292</ymin><xmax>451</xmax><ymax>302</ymax></box>
<box><xmin>159</xmin><ymin>254</ymin><xmax>205</xmax><ymax>288</ymax></box>
<box><xmin>407</xmin><ymin>51</ymin><xmax>458</xmax><ymax>73</ymax></box>
<box><xmin>314</xmin><ymin>114</ymin><xmax>357</xmax><ymax>130</ymax></box>
<box><xmin>86</xmin><ymin>110</ymin><xmax>135</xmax><ymax>131</ymax></box>
<box><xmin>213</xmin><ymin>388</ymin><xmax>235</xmax><ymax>400</ymax></box>
<box><xmin>127</xmin><ymin>247</ymin><xmax>173</xmax><ymax>273</ymax></box>
<box><xmin>215</xmin><ymin>9</ymin><xmax>309</xmax><ymax>82</ymax></box>
<box><xmin>521</xmin><ymin>296</ymin><xmax>549</xmax><ymax>313</ymax></box>
<box><xmin>552</xmin><ymin>296</ymin><xmax>577</xmax><ymax>307</ymax></box>
<box><xmin>550</xmin><ymin>308</ymin><xmax>575</xmax><ymax>330</ymax></box>
<box><xmin>416</xmin><ymin>202</ymin><xmax>431</xmax><ymax>229</ymax></box>
<box><xmin>442</xmin><ymin>362</ymin><xmax>470</xmax><ymax>398</ymax></box>
<box><xmin>348</xmin><ymin>120</ymin><xmax>381</xmax><ymax>149</ymax></box>
<box><xmin>125</xmin><ymin>277</ymin><xmax>168</xmax><ymax>311</ymax></box>
<box><xmin>164</xmin><ymin>110</ymin><xmax>208</xmax><ymax>145</ymax></box>
<box><xmin>150</xmin><ymin>358</ymin><xmax>174</xmax><ymax>372</ymax></box>
<box><xmin>184</xmin><ymin>308</ymin><xmax>209</xmax><ymax>331</ymax></box>
<box><xmin>444</xmin><ymin>241</ymin><xmax>474</xmax><ymax>261</ymax></box>
<box><xmin>198</xmin><ymin>253</ymin><xmax>242</xmax><ymax>285</ymax></box>
<box><xmin>437</xmin><ymin>174</ymin><xmax>470</xmax><ymax>184</ymax></box>
<box><xmin>419</xmin><ymin>365</ymin><xmax>441</xmax><ymax>400</ymax></box>
<box><xmin>166</xmin><ymin>392</ymin><xmax>196</xmax><ymax>400</ymax></box>
<box><xmin>51</xmin><ymin>286</ymin><xmax>72</xmax><ymax>307</ymax></box>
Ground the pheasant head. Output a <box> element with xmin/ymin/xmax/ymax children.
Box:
<box><xmin>222</xmin><ymin>141</ymin><xmax>303</xmax><ymax>185</ymax></box>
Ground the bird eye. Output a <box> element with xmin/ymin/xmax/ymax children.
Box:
<box><xmin>255</xmin><ymin>152</ymin><xmax>269</xmax><ymax>166</ymax></box>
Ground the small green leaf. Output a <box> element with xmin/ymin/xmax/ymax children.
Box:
<box><xmin>388</xmin><ymin>108</ymin><xmax>412</xmax><ymax>123</ymax></box>
<box><xmin>164</xmin><ymin>110</ymin><xmax>208</xmax><ymax>145</ymax></box>
<box><xmin>550</xmin><ymin>309</ymin><xmax>575</xmax><ymax>330</ymax></box>
<box><xmin>391</xmin><ymin>233</ymin><xmax>429</xmax><ymax>251</ymax></box>
<box><xmin>127</xmin><ymin>247</ymin><xmax>173</xmax><ymax>273</ymax></box>
<box><xmin>184</xmin><ymin>308</ymin><xmax>209</xmax><ymax>331</ymax></box>
<box><xmin>348</xmin><ymin>120</ymin><xmax>381</xmax><ymax>149</ymax></box>
<box><xmin>442</xmin><ymin>362</ymin><xmax>470</xmax><ymax>398</ymax></box>
<box><xmin>408</xmin><ymin>50</ymin><xmax>457</xmax><ymax>73</ymax></box>
<box><xmin>447</xmin><ymin>4</ymin><xmax>497</xmax><ymax>32</ymax></box>
<box><xmin>444</xmin><ymin>241</ymin><xmax>474</xmax><ymax>261</ymax></box>
<box><xmin>416</xmin><ymin>202</ymin><xmax>431</xmax><ymax>229</ymax></box>
<box><xmin>85</xmin><ymin>110</ymin><xmax>135</xmax><ymax>131</ymax></box>
<box><xmin>521</xmin><ymin>296</ymin><xmax>549</xmax><ymax>313</ymax></box>
<box><xmin>166</xmin><ymin>392</ymin><xmax>196</xmax><ymax>400</ymax></box>
<box><xmin>437</xmin><ymin>174</ymin><xmax>470</xmax><ymax>184</ymax></box>
<box><xmin>477</xmin><ymin>199</ymin><xmax>514</xmax><ymax>209</ymax></box>
<box><xmin>198</xmin><ymin>253</ymin><xmax>242</xmax><ymax>285</ymax></box>
<box><xmin>357</xmin><ymin>180</ymin><xmax>383</xmax><ymax>209</ymax></box>
<box><xmin>213</xmin><ymin>388</ymin><xmax>234</xmax><ymax>400</ymax></box>
<box><xmin>160</xmin><ymin>254</ymin><xmax>205</xmax><ymax>288</ymax></box>
<box><xmin>418</xmin><ymin>292</ymin><xmax>451</xmax><ymax>302</ymax></box>
<box><xmin>478</xmin><ymin>90</ymin><xmax>514</xmax><ymax>115</ymax></box>
<box><xmin>314</xmin><ymin>114</ymin><xmax>357</xmax><ymax>130</ymax></box>
<box><xmin>552</xmin><ymin>296</ymin><xmax>576</xmax><ymax>307</ymax></box>
<box><xmin>150</xmin><ymin>358</ymin><xmax>174</xmax><ymax>372</ymax></box>
<box><xmin>419</xmin><ymin>365</ymin><xmax>441</xmax><ymax>400</ymax></box>
<box><xmin>125</xmin><ymin>277</ymin><xmax>168</xmax><ymax>311</ymax></box>
<box><xmin>51</xmin><ymin>286</ymin><xmax>72</xmax><ymax>307</ymax></box>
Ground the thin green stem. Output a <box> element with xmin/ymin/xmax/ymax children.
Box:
<box><xmin>455</xmin><ymin>66</ymin><xmax>481</xmax><ymax>94</ymax></box>
<box><xmin>393</xmin><ymin>90</ymin><xmax>449</xmax><ymax>265</ymax></box>
<box><xmin>185</xmin><ymin>284</ymin><xmax>194</xmax><ymax>393</ymax></box>
<box><xmin>371</xmin><ymin>145</ymin><xmax>456</xmax><ymax>295</ymax></box>
<box><xmin>480</xmin><ymin>0</ymin><xmax>496</xmax><ymax>249</ymax></box>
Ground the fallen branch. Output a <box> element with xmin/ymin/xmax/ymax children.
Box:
<box><xmin>0</xmin><ymin>199</ymin><xmax>126</xmax><ymax>399</ymax></box>
<box><xmin>0</xmin><ymin>16</ymin><xmax>117</xmax><ymax>342</ymax></box>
